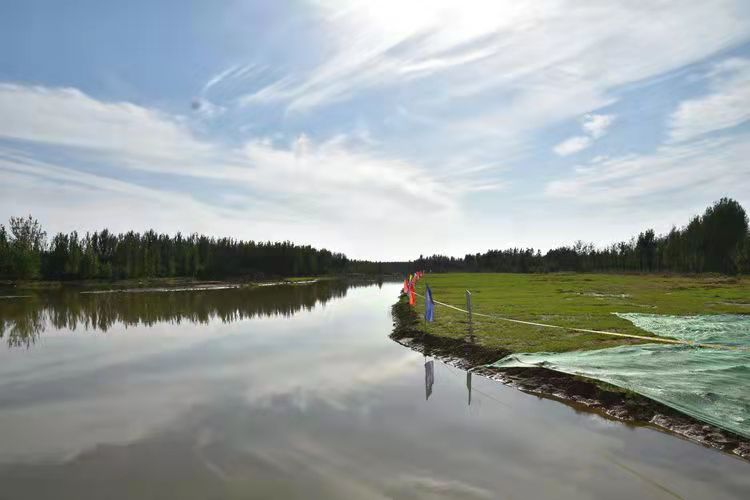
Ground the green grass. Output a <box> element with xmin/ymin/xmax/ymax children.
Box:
<box><xmin>410</xmin><ymin>273</ymin><xmax>750</xmax><ymax>353</ymax></box>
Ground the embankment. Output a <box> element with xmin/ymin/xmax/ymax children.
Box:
<box><xmin>391</xmin><ymin>297</ymin><xmax>750</xmax><ymax>460</ymax></box>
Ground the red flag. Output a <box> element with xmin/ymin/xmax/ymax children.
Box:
<box><xmin>403</xmin><ymin>279</ymin><xmax>409</xmax><ymax>294</ymax></box>
<box><xmin>409</xmin><ymin>289</ymin><xmax>416</xmax><ymax>306</ymax></box>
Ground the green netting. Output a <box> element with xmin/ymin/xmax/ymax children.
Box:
<box><xmin>491</xmin><ymin>314</ymin><xmax>750</xmax><ymax>438</ymax></box>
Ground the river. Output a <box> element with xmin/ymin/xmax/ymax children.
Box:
<box><xmin>0</xmin><ymin>281</ymin><xmax>747</xmax><ymax>499</ymax></box>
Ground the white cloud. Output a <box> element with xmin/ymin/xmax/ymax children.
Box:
<box><xmin>553</xmin><ymin>136</ymin><xmax>593</xmax><ymax>156</ymax></box>
<box><xmin>668</xmin><ymin>58</ymin><xmax>750</xmax><ymax>142</ymax></box>
<box><xmin>240</xmin><ymin>0</ymin><xmax>750</xmax><ymax>126</ymax></box>
<box><xmin>201</xmin><ymin>63</ymin><xmax>265</xmax><ymax>99</ymax></box>
<box><xmin>232</xmin><ymin>0</ymin><xmax>750</xmax><ymax>169</ymax></box>
<box><xmin>201</xmin><ymin>64</ymin><xmax>241</xmax><ymax>93</ymax></box>
<box><xmin>3</xmin><ymin>2</ymin><xmax>750</xmax><ymax>258</ymax></box>
<box><xmin>582</xmin><ymin>114</ymin><xmax>615</xmax><ymax>139</ymax></box>
<box><xmin>545</xmin><ymin>135</ymin><xmax>750</xmax><ymax>205</ymax></box>
<box><xmin>232</xmin><ymin>1</ymin><xmax>750</xmax><ymax>195</ymax></box>
<box><xmin>0</xmin><ymin>151</ymin><xmax>263</xmax><ymax>237</ymax></box>
<box><xmin>0</xmin><ymin>83</ymin><xmax>217</xmax><ymax>171</ymax></box>
<box><xmin>0</xmin><ymin>83</ymin><xmax>461</xmax><ymax>210</ymax></box>
<box><xmin>0</xmin><ymin>83</ymin><xmax>492</xmax><ymax>259</ymax></box>
<box><xmin>553</xmin><ymin>113</ymin><xmax>616</xmax><ymax>156</ymax></box>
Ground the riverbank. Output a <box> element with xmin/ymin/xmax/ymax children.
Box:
<box><xmin>0</xmin><ymin>274</ymin><xmax>370</xmax><ymax>291</ymax></box>
<box><xmin>392</xmin><ymin>273</ymin><xmax>750</xmax><ymax>460</ymax></box>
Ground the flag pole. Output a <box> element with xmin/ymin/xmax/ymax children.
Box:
<box><xmin>423</xmin><ymin>281</ymin><xmax>428</xmax><ymax>356</ymax></box>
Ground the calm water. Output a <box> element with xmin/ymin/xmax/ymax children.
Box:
<box><xmin>0</xmin><ymin>281</ymin><xmax>747</xmax><ymax>499</ymax></box>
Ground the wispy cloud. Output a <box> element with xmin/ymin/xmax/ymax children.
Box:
<box><xmin>201</xmin><ymin>63</ymin><xmax>265</xmax><ymax>98</ymax></box>
<box><xmin>553</xmin><ymin>136</ymin><xmax>593</xmax><ymax>156</ymax></box>
<box><xmin>201</xmin><ymin>64</ymin><xmax>241</xmax><ymax>94</ymax></box>
<box><xmin>545</xmin><ymin>135</ymin><xmax>750</xmax><ymax>204</ymax></box>
<box><xmin>553</xmin><ymin>114</ymin><xmax>616</xmax><ymax>156</ymax></box>
<box><xmin>582</xmin><ymin>114</ymin><xmax>615</xmax><ymax>139</ymax></box>
<box><xmin>0</xmin><ymin>151</ymin><xmax>258</xmax><ymax>239</ymax></box>
<box><xmin>668</xmin><ymin>57</ymin><xmax>750</xmax><ymax>142</ymax></box>
<box><xmin>240</xmin><ymin>0</ymin><xmax>749</xmax><ymax>121</ymax></box>
<box><xmin>0</xmin><ymin>83</ymin><xmax>217</xmax><ymax>169</ymax></box>
<box><xmin>0</xmin><ymin>83</ymin><xmax>483</xmax><ymax>258</ymax></box>
<box><xmin>230</xmin><ymin>0</ymin><xmax>749</xmax><ymax>180</ymax></box>
<box><xmin>2</xmin><ymin>1</ymin><xmax>750</xmax><ymax>258</ymax></box>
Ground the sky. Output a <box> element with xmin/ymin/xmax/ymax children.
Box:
<box><xmin>1</xmin><ymin>0</ymin><xmax>749</xmax><ymax>260</ymax></box>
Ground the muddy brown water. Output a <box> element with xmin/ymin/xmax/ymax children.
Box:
<box><xmin>0</xmin><ymin>281</ymin><xmax>747</xmax><ymax>499</ymax></box>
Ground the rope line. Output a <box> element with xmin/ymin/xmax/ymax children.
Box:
<box><xmin>413</xmin><ymin>291</ymin><xmax>741</xmax><ymax>351</ymax></box>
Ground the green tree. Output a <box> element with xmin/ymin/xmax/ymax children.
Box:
<box><xmin>8</xmin><ymin>215</ymin><xmax>47</xmax><ymax>279</ymax></box>
<box><xmin>702</xmin><ymin>198</ymin><xmax>749</xmax><ymax>274</ymax></box>
<box><xmin>0</xmin><ymin>225</ymin><xmax>11</xmax><ymax>278</ymax></box>
<box><xmin>636</xmin><ymin>229</ymin><xmax>657</xmax><ymax>272</ymax></box>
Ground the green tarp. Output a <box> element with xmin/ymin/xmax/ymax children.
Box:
<box><xmin>491</xmin><ymin>313</ymin><xmax>750</xmax><ymax>438</ymax></box>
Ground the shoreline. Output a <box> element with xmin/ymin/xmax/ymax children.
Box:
<box><xmin>391</xmin><ymin>298</ymin><xmax>750</xmax><ymax>461</ymax></box>
<box><xmin>0</xmin><ymin>274</ymin><xmax>397</xmax><ymax>291</ymax></box>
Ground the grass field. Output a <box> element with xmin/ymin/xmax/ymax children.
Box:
<box><xmin>407</xmin><ymin>273</ymin><xmax>750</xmax><ymax>353</ymax></box>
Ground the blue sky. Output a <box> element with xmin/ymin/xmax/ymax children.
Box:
<box><xmin>1</xmin><ymin>0</ymin><xmax>750</xmax><ymax>260</ymax></box>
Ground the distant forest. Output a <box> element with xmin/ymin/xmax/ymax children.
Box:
<box><xmin>1</xmin><ymin>197</ymin><xmax>748</xmax><ymax>281</ymax></box>
<box><xmin>418</xmin><ymin>198</ymin><xmax>750</xmax><ymax>275</ymax></box>
<box><xmin>0</xmin><ymin>220</ymin><xmax>409</xmax><ymax>281</ymax></box>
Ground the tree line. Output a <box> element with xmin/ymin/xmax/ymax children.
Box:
<box><xmin>417</xmin><ymin>198</ymin><xmax>750</xmax><ymax>275</ymax></box>
<box><xmin>2</xmin><ymin>197</ymin><xmax>747</xmax><ymax>281</ymax></box>
<box><xmin>0</xmin><ymin>219</ymin><xmax>409</xmax><ymax>281</ymax></box>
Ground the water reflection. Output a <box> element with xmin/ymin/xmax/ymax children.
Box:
<box><xmin>0</xmin><ymin>280</ymin><xmax>370</xmax><ymax>347</ymax></box>
<box><xmin>424</xmin><ymin>360</ymin><xmax>434</xmax><ymax>400</ymax></box>
<box><xmin>0</xmin><ymin>282</ymin><xmax>748</xmax><ymax>499</ymax></box>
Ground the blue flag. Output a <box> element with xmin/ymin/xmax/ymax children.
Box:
<box><xmin>424</xmin><ymin>284</ymin><xmax>435</xmax><ymax>322</ymax></box>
